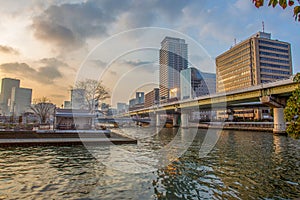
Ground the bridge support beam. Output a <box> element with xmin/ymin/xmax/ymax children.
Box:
<box><xmin>273</xmin><ymin>107</ymin><xmax>286</xmax><ymax>134</ymax></box>
<box><xmin>181</xmin><ymin>113</ymin><xmax>189</xmax><ymax>129</ymax></box>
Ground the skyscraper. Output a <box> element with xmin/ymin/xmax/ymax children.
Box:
<box><xmin>159</xmin><ymin>36</ymin><xmax>188</xmax><ymax>103</ymax></box>
<box><xmin>10</xmin><ymin>87</ymin><xmax>32</xmax><ymax>116</ymax></box>
<box><xmin>0</xmin><ymin>78</ymin><xmax>20</xmax><ymax>114</ymax></box>
<box><xmin>216</xmin><ymin>31</ymin><xmax>292</xmax><ymax>92</ymax></box>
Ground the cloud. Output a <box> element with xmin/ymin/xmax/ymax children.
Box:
<box><xmin>32</xmin><ymin>19</ymin><xmax>83</xmax><ymax>50</ymax></box>
<box><xmin>118</xmin><ymin>59</ymin><xmax>158</xmax><ymax>74</ymax></box>
<box><xmin>39</xmin><ymin>57</ymin><xmax>69</xmax><ymax>68</ymax></box>
<box><xmin>31</xmin><ymin>1</ymin><xmax>128</xmax><ymax>50</ymax></box>
<box><xmin>122</xmin><ymin>60</ymin><xmax>154</xmax><ymax>67</ymax></box>
<box><xmin>0</xmin><ymin>45</ymin><xmax>19</xmax><ymax>55</ymax></box>
<box><xmin>0</xmin><ymin>58</ymin><xmax>68</xmax><ymax>84</ymax></box>
<box><xmin>30</xmin><ymin>0</ymin><xmax>190</xmax><ymax>51</ymax></box>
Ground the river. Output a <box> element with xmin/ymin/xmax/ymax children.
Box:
<box><xmin>0</xmin><ymin>127</ymin><xmax>299</xmax><ymax>199</ymax></box>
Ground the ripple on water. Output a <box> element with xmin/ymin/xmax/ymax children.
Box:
<box><xmin>0</xmin><ymin>129</ymin><xmax>299</xmax><ymax>199</ymax></box>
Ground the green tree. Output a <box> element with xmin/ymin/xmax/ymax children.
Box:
<box><xmin>284</xmin><ymin>73</ymin><xmax>300</xmax><ymax>139</ymax></box>
<box><xmin>252</xmin><ymin>0</ymin><xmax>300</xmax><ymax>21</ymax></box>
<box><xmin>30</xmin><ymin>97</ymin><xmax>56</xmax><ymax>124</ymax></box>
<box><xmin>72</xmin><ymin>79</ymin><xmax>110</xmax><ymax>112</ymax></box>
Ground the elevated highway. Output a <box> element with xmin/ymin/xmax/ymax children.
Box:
<box><xmin>118</xmin><ymin>77</ymin><xmax>299</xmax><ymax>133</ymax></box>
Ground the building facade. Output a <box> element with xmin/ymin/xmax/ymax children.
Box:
<box><xmin>128</xmin><ymin>92</ymin><xmax>145</xmax><ymax>111</ymax></box>
<box><xmin>10</xmin><ymin>87</ymin><xmax>32</xmax><ymax>116</ymax></box>
<box><xmin>64</xmin><ymin>101</ymin><xmax>72</xmax><ymax>109</ymax></box>
<box><xmin>216</xmin><ymin>31</ymin><xmax>292</xmax><ymax>92</ymax></box>
<box><xmin>0</xmin><ymin>78</ymin><xmax>20</xmax><ymax>115</ymax></box>
<box><xmin>135</xmin><ymin>92</ymin><xmax>144</xmax><ymax>104</ymax></box>
<box><xmin>117</xmin><ymin>102</ymin><xmax>128</xmax><ymax>114</ymax></box>
<box><xmin>144</xmin><ymin>88</ymin><xmax>159</xmax><ymax>108</ymax></box>
<box><xmin>202</xmin><ymin>72</ymin><xmax>216</xmax><ymax>95</ymax></box>
<box><xmin>159</xmin><ymin>36</ymin><xmax>188</xmax><ymax>103</ymax></box>
<box><xmin>180</xmin><ymin>68</ymin><xmax>216</xmax><ymax>100</ymax></box>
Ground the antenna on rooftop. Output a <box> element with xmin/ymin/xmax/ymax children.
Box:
<box><xmin>262</xmin><ymin>21</ymin><xmax>265</xmax><ymax>32</ymax></box>
<box><xmin>234</xmin><ymin>38</ymin><xmax>236</xmax><ymax>45</ymax></box>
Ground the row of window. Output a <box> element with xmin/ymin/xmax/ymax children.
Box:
<box><xmin>218</xmin><ymin>60</ymin><xmax>250</xmax><ymax>74</ymax></box>
<box><xmin>218</xmin><ymin>65</ymin><xmax>250</xmax><ymax>77</ymax></box>
<box><xmin>218</xmin><ymin>42</ymin><xmax>250</xmax><ymax>59</ymax></box>
<box><xmin>219</xmin><ymin>54</ymin><xmax>250</xmax><ymax>67</ymax></box>
<box><xmin>260</xmin><ymin>57</ymin><xmax>289</xmax><ymax>64</ymax></box>
<box><xmin>260</xmin><ymin>62</ymin><xmax>290</xmax><ymax>70</ymax></box>
<box><xmin>217</xmin><ymin>48</ymin><xmax>250</xmax><ymax>64</ymax></box>
<box><xmin>259</xmin><ymin>45</ymin><xmax>289</xmax><ymax>53</ymax></box>
<box><xmin>260</xmin><ymin>68</ymin><xmax>290</xmax><ymax>75</ymax></box>
<box><xmin>259</xmin><ymin>51</ymin><xmax>289</xmax><ymax>59</ymax></box>
<box><xmin>258</xmin><ymin>40</ymin><xmax>289</xmax><ymax>48</ymax></box>
<box><xmin>219</xmin><ymin>75</ymin><xmax>251</xmax><ymax>84</ymax></box>
<box><xmin>261</xmin><ymin>74</ymin><xmax>287</xmax><ymax>79</ymax></box>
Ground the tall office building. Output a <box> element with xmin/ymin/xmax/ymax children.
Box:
<box><xmin>216</xmin><ymin>31</ymin><xmax>292</xmax><ymax>92</ymax></box>
<box><xmin>159</xmin><ymin>36</ymin><xmax>188</xmax><ymax>103</ymax></box>
<box><xmin>10</xmin><ymin>87</ymin><xmax>32</xmax><ymax>116</ymax></box>
<box><xmin>180</xmin><ymin>68</ymin><xmax>216</xmax><ymax>100</ymax></box>
<box><xmin>0</xmin><ymin>78</ymin><xmax>20</xmax><ymax>115</ymax></box>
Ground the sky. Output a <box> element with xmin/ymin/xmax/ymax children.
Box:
<box><xmin>0</xmin><ymin>0</ymin><xmax>299</xmax><ymax>107</ymax></box>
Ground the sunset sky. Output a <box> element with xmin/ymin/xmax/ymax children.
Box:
<box><xmin>0</xmin><ymin>0</ymin><xmax>299</xmax><ymax>107</ymax></box>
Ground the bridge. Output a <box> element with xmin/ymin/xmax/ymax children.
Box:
<box><xmin>116</xmin><ymin>76</ymin><xmax>299</xmax><ymax>134</ymax></box>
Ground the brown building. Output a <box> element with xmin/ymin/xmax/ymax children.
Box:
<box><xmin>216</xmin><ymin>31</ymin><xmax>292</xmax><ymax>93</ymax></box>
<box><xmin>145</xmin><ymin>88</ymin><xmax>159</xmax><ymax>108</ymax></box>
<box><xmin>216</xmin><ymin>31</ymin><xmax>292</xmax><ymax>121</ymax></box>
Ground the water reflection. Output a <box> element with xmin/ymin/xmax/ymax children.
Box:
<box><xmin>0</xmin><ymin>129</ymin><xmax>299</xmax><ymax>199</ymax></box>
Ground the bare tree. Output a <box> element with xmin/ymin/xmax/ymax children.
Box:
<box><xmin>72</xmin><ymin>79</ymin><xmax>110</xmax><ymax>112</ymax></box>
<box><xmin>30</xmin><ymin>97</ymin><xmax>56</xmax><ymax>124</ymax></box>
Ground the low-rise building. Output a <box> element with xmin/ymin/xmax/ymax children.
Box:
<box><xmin>55</xmin><ymin>109</ymin><xmax>96</xmax><ymax>130</ymax></box>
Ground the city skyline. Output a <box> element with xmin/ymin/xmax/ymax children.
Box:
<box><xmin>0</xmin><ymin>0</ymin><xmax>299</xmax><ymax>106</ymax></box>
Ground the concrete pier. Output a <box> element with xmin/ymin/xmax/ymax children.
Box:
<box><xmin>181</xmin><ymin>113</ymin><xmax>189</xmax><ymax>128</ymax></box>
<box><xmin>156</xmin><ymin>114</ymin><xmax>160</xmax><ymax>127</ymax></box>
<box><xmin>273</xmin><ymin>107</ymin><xmax>286</xmax><ymax>134</ymax></box>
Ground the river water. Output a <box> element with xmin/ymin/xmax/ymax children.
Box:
<box><xmin>0</xmin><ymin>128</ymin><xmax>299</xmax><ymax>199</ymax></box>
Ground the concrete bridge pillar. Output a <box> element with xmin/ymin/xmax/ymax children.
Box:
<box><xmin>173</xmin><ymin>115</ymin><xmax>179</xmax><ymax>127</ymax></box>
<box><xmin>156</xmin><ymin>114</ymin><xmax>160</xmax><ymax>127</ymax></box>
<box><xmin>149</xmin><ymin>115</ymin><xmax>156</xmax><ymax>127</ymax></box>
<box><xmin>181</xmin><ymin>113</ymin><xmax>189</xmax><ymax>129</ymax></box>
<box><xmin>273</xmin><ymin>107</ymin><xmax>286</xmax><ymax>134</ymax></box>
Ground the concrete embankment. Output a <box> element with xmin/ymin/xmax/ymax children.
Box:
<box><xmin>0</xmin><ymin>130</ymin><xmax>137</xmax><ymax>147</ymax></box>
<box><xmin>192</xmin><ymin>122</ymin><xmax>274</xmax><ymax>132</ymax></box>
